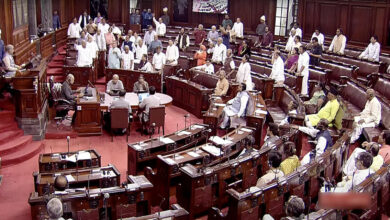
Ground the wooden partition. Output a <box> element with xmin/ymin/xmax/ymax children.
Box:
<box><xmin>106</xmin><ymin>69</ymin><xmax>162</xmax><ymax>93</ymax></box>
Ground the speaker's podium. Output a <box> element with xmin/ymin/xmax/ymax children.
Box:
<box><xmin>74</xmin><ymin>87</ymin><xmax>102</xmax><ymax>135</ymax></box>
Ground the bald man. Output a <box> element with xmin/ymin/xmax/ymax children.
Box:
<box><xmin>350</xmin><ymin>89</ymin><xmax>382</xmax><ymax>143</ymax></box>
<box><xmin>106</xmin><ymin>74</ymin><xmax>124</xmax><ymax>95</ymax></box>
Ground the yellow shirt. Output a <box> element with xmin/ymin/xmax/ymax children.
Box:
<box><xmin>370</xmin><ymin>155</ymin><xmax>384</xmax><ymax>172</ymax></box>
<box><xmin>214</xmin><ymin>78</ymin><xmax>229</xmax><ymax>96</ymax></box>
<box><xmin>308</xmin><ymin>99</ymin><xmax>340</xmax><ymax>126</ymax></box>
<box><xmin>280</xmin><ymin>155</ymin><xmax>301</xmax><ymax>175</ymax></box>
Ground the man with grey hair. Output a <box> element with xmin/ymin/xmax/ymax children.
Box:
<box><xmin>62</xmin><ymin>74</ymin><xmax>83</xmax><ymax>104</ymax></box>
<box><xmin>94</xmin><ymin>29</ymin><xmax>106</xmax><ymax>51</ymax></box>
<box><xmin>211</xmin><ymin>37</ymin><xmax>227</xmax><ymax>64</ymax></box>
<box><xmin>350</xmin><ymin>88</ymin><xmax>382</xmax><ymax>143</ymax></box>
<box><xmin>135</xmin><ymin>39</ymin><xmax>147</xmax><ymax>64</ymax></box>
<box><xmin>106</xmin><ymin>74</ymin><xmax>124</xmax><ymax>95</ymax></box>
<box><xmin>75</xmin><ymin>40</ymin><xmax>93</xmax><ymax>67</ymax></box>
<box><xmin>121</xmin><ymin>45</ymin><xmax>134</xmax><ymax>70</ymax></box>
<box><xmin>2</xmin><ymin>44</ymin><xmax>22</xmax><ymax>77</ymax></box>
<box><xmin>47</xmin><ymin>198</ymin><xmax>65</xmax><ymax>220</ymax></box>
<box><xmin>207</xmin><ymin>25</ymin><xmax>219</xmax><ymax>44</ymax></box>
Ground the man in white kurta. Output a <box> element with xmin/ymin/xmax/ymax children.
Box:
<box><xmin>86</xmin><ymin>36</ymin><xmax>98</xmax><ymax>59</ymax></box>
<box><xmin>121</xmin><ymin>46</ymin><xmax>134</xmax><ymax>70</ymax></box>
<box><xmin>153</xmin><ymin>16</ymin><xmax>166</xmax><ymax>36</ymax></box>
<box><xmin>94</xmin><ymin>29</ymin><xmax>106</xmax><ymax>51</ymax></box>
<box><xmin>135</xmin><ymin>39</ymin><xmax>147</xmax><ymax>64</ymax></box>
<box><xmin>232</xmin><ymin>18</ymin><xmax>244</xmax><ymax>38</ymax></box>
<box><xmin>297</xmin><ymin>46</ymin><xmax>310</xmax><ymax>95</ymax></box>
<box><xmin>236</xmin><ymin>55</ymin><xmax>253</xmax><ymax>91</ymax></box>
<box><xmin>165</xmin><ymin>40</ymin><xmax>179</xmax><ymax>66</ymax></box>
<box><xmin>67</xmin><ymin>18</ymin><xmax>82</xmax><ymax>38</ymax></box>
<box><xmin>269</xmin><ymin>51</ymin><xmax>285</xmax><ymax>84</ymax></box>
<box><xmin>194</xmin><ymin>60</ymin><xmax>214</xmax><ymax>74</ymax></box>
<box><xmin>290</xmin><ymin>23</ymin><xmax>302</xmax><ymax>38</ymax></box>
<box><xmin>108</xmin><ymin>43</ymin><xmax>122</xmax><ymax>69</ymax></box>
<box><xmin>75</xmin><ymin>41</ymin><xmax>93</xmax><ymax>67</ymax></box>
<box><xmin>220</xmin><ymin>84</ymin><xmax>249</xmax><ymax>129</ymax></box>
<box><xmin>98</xmin><ymin>19</ymin><xmax>110</xmax><ymax>34</ymax></box>
<box><xmin>143</xmin><ymin>26</ymin><xmax>156</xmax><ymax>46</ymax></box>
<box><xmin>350</xmin><ymin>89</ymin><xmax>382</xmax><ymax>143</ymax></box>
<box><xmin>311</xmin><ymin>29</ymin><xmax>324</xmax><ymax>49</ymax></box>
<box><xmin>359</xmin><ymin>36</ymin><xmax>381</xmax><ymax>62</ymax></box>
<box><xmin>211</xmin><ymin>38</ymin><xmax>227</xmax><ymax>64</ymax></box>
<box><xmin>152</xmin><ymin>47</ymin><xmax>166</xmax><ymax>71</ymax></box>
<box><xmin>328</xmin><ymin>28</ymin><xmax>347</xmax><ymax>55</ymax></box>
<box><xmin>285</xmin><ymin>29</ymin><xmax>297</xmax><ymax>52</ymax></box>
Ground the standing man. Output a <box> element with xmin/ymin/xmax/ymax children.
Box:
<box><xmin>130</xmin><ymin>9</ymin><xmax>136</xmax><ymax>25</ymax></box>
<box><xmin>207</xmin><ymin>26</ymin><xmax>219</xmax><ymax>44</ymax></box>
<box><xmin>53</xmin><ymin>10</ymin><xmax>61</xmax><ymax>30</ymax></box>
<box><xmin>0</xmin><ymin>29</ymin><xmax>5</xmax><ymax>64</ymax></box>
<box><xmin>297</xmin><ymin>46</ymin><xmax>310</xmax><ymax>95</ymax></box>
<box><xmin>256</xmin><ymin>16</ymin><xmax>267</xmax><ymax>40</ymax></box>
<box><xmin>165</xmin><ymin>40</ymin><xmax>179</xmax><ymax>66</ymax></box>
<box><xmin>161</xmin><ymin>7</ymin><xmax>170</xmax><ymax>25</ymax></box>
<box><xmin>143</xmin><ymin>26</ymin><xmax>156</xmax><ymax>47</ymax></box>
<box><xmin>133</xmin><ymin>9</ymin><xmax>141</xmax><ymax>25</ymax></box>
<box><xmin>311</xmin><ymin>28</ymin><xmax>324</xmax><ymax>49</ymax></box>
<box><xmin>260</xmin><ymin>26</ymin><xmax>273</xmax><ymax>47</ymax></box>
<box><xmin>270</xmin><ymin>51</ymin><xmax>285</xmax><ymax>84</ymax></box>
<box><xmin>223</xmin><ymin>49</ymin><xmax>235</xmax><ymax>77</ymax></box>
<box><xmin>106</xmin><ymin>74</ymin><xmax>124</xmax><ymax>95</ymax></box>
<box><xmin>350</xmin><ymin>89</ymin><xmax>382</xmax><ymax>143</ymax></box>
<box><xmin>176</xmin><ymin>28</ymin><xmax>190</xmax><ymax>52</ymax></box>
<box><xmin>211</xmin><ymin>38</ymin><xmax>227</xmax><ymax>64</ymax></box>
<box><xmin>78</xmin><ymin>10</ymin><xmax>91</xmax><ymax>29</ymax></box>
<box><xmin>309</xmin><ymin>37</ymin><xmax>323</xmax><ymax>66</ymax></box>
<box><xmin>98</xmin><ymin>18</ymin><xmax>110</xmax><ymax>34</ymax></box>
<box><xmin>328</xmin><ymin>28</ymin><xmax>347</xmax><ymax>55</ymax></box>
<box><xmin>148</xmin><ymin>35</ymin><xmax>162</xmax><ymax>54</ymax></box>
<box><xmin>75</xmin><ymin>41</ymin><xmax>93</xmax><ymax>67</ymax></box>
<box><xmin>290</xmin><ymin>22</ymin><xmax>302</xmax><ymax>38</ymax></box>
<box><xmin>121</xmin><ymin>45</ymin><xmax>135</xmax><ymax>70</ymax></box>
<box><xmin>94</xmin><ymin>29</ymin><xmax>106</xmax><ymax>51</ymax></box>
<box><xmin>222</xmin><ymin>15</ymin><xmax>233</xmax><ymax>29</ymax></box>
<box><xmin>359</xmin><ymin>35</ymin><xmax>381</xmax><ymax>62</ymax></box>
<box><xmin>152</xmin><ymin>46</ymin><xmax>166</xmax><ymax>73</ymax></box>
<box><xmin>108</xmin><ymin>42</ymin><xmax>122</xmax><ymax>69</ymax></box>
<box><xmin>236</xmin><ymin>55</ymin><xmax>253</xmax><ymax>91</ymax></box>
<box><xmin>135</xmin><ymin>39</ymin><xmax>147</xmax><ymax>64</ymax></box>
<box><xmin>67</xmin><ymin>18</ymin><xmax>82</xmax><ymax>38</ymax></box>
<box><xmin>86</xmin><ymin>19</ymin><xmax>97</xmax><ymax>35</ymax></box>
<box><xmin>194</xmin><ymin>24</ymin><xmax>207</xmax><ymax>45</ymax></box>
<box><xmin>86</xmin><ymin>35</ymin><xmax>98</xmax><ymax>60</ymax></box>
<box><xmin>153</xmin><ymin>15</ymin><xmax>166</xmax><ymax>36</ymax></box>
<box><xmin>232</xmin><ymin>18</ymin><xmax>244</xmax><ymax>39</ymax></box>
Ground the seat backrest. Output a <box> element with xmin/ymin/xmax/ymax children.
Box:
<box><xmin>149</xmin><ymin>106</ymin><xmax>165</xmax><ymax>127</ymax></box>
<box><xmin>373</xmin><ymin>78</ymin><xmax>390</xmax><ymax>101</ymax></box>
<box><xmin>111</xmin><ymin>108</ymin><xmax>129</xmax><ymax>129</ymax></box>
<box><xmin>341</xmin><ymin>82</ymin><xmax>366</xmax><ymax>110</ymax></box>
<box><xmin>65</xmin><ymin>57</ymin><xmax>77</xmax><ymax>66</ymax></box>
<box><xmin>280</xmin><ymin>90</ymin><xmax>295</xmax><ymax>114</ymax></box>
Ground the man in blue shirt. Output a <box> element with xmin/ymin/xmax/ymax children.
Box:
<box><xmin>52</xmin><ymin>10</ymin><xmax>61</xmax><ymax>30</ymax></box>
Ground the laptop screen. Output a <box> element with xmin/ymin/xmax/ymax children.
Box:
<box><xmin>138</xmin><ymin>92</ymin><xmax>149</xmax><ymax>102</ymax></box>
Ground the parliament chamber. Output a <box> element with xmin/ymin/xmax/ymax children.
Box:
<box><xmin>1</xmin><ymin>0</ymin><xmax>390</xmax><ymax>219</ymax></box>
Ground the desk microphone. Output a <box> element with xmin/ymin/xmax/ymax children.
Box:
<box><xmin>184</xmin><ymin>114</ymin><xmax>190</xmax><ymax>130</ymax></box>
<box><xmin>66</xmin><ymin>136</ymin><xmax>70</xmax><ymax>155</ymax></box>
<box><xmin>104</xmin><ymin>193</ymin><xmax>110</xmax><ymax>220</ymax></box>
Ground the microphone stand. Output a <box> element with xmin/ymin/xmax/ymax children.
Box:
<box><xmin>67</xmin><ymin>136</ymin><xmax>70</xmax><ymax>155</ymax></box>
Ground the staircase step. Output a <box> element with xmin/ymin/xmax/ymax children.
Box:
<box><xmin>0</xmin><ymin>110</ymin><xmax>15</xmax><ymax>119</ymax></box>
<box><xmin>1</xmin><ymin>141</ymin><xmax>44</xmax><ymax>167</ymax></box>
<box><xmin>48</xmin><ymin>61</ymin><xmax>64</xmax><ymax>68</ymax></box>
<box><xmin>0</xmin><ymin>130</ymin><xmax>23</xmax><ymax>145</ymax></box>
<box><xmin>0</xmin><ymin>135</ymin><xmax>32</xmax><ymax>156</ymax></box>
<box><xmin>0</xmin><ymin>122</ymin><xmax>18</xmax><ymax>133</ymax></box>
<box><xmin>52</xmin><ymin>55</ymin><xmax>65</xmax><ymax>61</ymax></box>
<box><xmin>47</xmin><ymin>68</ymin><xmax>64</xmax><ymax>76</ymax></box>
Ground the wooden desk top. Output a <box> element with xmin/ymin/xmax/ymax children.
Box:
<box><xmin>77</xmin><ymin>88</ymin><xmax>99</xmax><ymax>104</ymax></box>
<box><xmin>167</xmin><ymin>76</ymin><xmax>214</xmax><ymax>92</ymax></box>
<box><xmin>101</xmin><ymin>92</ymin><xmax>172</xmax><ymax>110</ymax></box>
<box><xmin>39</xmin><ymin>150</ymin><xmax>100</xmax><ymax>164</ymax></box>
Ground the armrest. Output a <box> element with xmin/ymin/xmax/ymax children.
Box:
<box><xmin>208</xmin><ymin>207</ymin><xmax>226</xmax><ymax>219</ymax></box>
<box><xmin>55</xmin><ymin>98</ymin><xmax>72</xmax><ymax>104</ymax></box>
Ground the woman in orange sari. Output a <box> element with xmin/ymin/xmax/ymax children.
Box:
<box><xmin>379</xmin><ymin>131</ymin><xmax>390</xmax><ymax>163</ymax></box>
<box><xmin>194</xmin><ymin>45</ymin><xmax>207</xmax><ymax>66</ymax></box>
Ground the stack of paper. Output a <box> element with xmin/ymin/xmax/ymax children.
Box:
<box><xmin>64</xmin><ymin>154</ymin><xmax>76</xmax><ymax>162</ymax></box>
<box><xmin>177</xmin><ymin>130</ymin><xmax>191</xmax><ymax>136</ymax></box>
<box><xmin>165</xmin><ymin>158</ymin><xmax>176</xmax><ymax>165</ymax></box>
<box><xmin>201</xmin><ymin>145</ymin><xmax>223</xmax><ymax>157</ymax></box>
<box><xmin>187</xmin><ymin>151</ymin><xmax>200</xmax><ymax>158</ymax></box>
<box><xmin>209</xmin><ymin>136</ymin><xmax>233</xmax><ymax>146</ymax></box>
<box><xmin>160</xmin><ymin>137</ymin><xmax>174</xmax><ymax>144</ymax></box>
<box><xmin>191</xmin><ymin>125</ymin><xmax>204</xmax><ymax>130</ymax></box>
<box><xmin>214</xmin><ymin>103</ymin><xmax>226</xmax><ymax>107</ymax></box>
<box><xmin>240</xmin><ymin>128</ymin><xmax>253</xmax><ymax>133</ymax></box>
<box><xmin>77</xmin><ymin>151</ymin><xmax>91</xmax><ymax>160</ymax></box>
<box><xmin>65</xmin><ymin>174</ymin><xmax>75</xmax><ymax>182</ymax></box>
<box><xmin>255</xmin><ymin>109</ymin><xmax>268</xmax><ymax>115</ymax></box>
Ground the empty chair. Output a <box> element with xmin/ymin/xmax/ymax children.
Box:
<box><xmin>110</xmin><ymin>108</ymin><xmax>132</xmax><ymax>142</ymax></box>
<box><xmin>143</xmin><ymin>106</ymin><xmax>165</xmax><ymax>135</ymax></box>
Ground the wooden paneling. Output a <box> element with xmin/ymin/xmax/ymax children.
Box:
<box><xmin>300</xmin><ymin>0</ymin><xmax>390</xmax><ymax>49</ymax></box>
<box><xmin>108</xmin><ymin>0</ymin><xmax>122</xmax><ymax>23</ymax></box>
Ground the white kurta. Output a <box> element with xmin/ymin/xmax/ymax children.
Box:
<box><xmin>236</xmin><ymin>62</ymin><xmax>253</xmax><ymax>90</ymax></box>
<box><xmin>67</xmin><ymin>23</ymin><xmax>82</xmax><ymax>38</ymax></box>
<box><xmin>140</xmin><ymin>62</ymin><xmax>153</xmax><ymax>72</ymax></box>
<box><xmin>87</xmin><ymin>41</ymin><xmax>99</xmax><ymax>59</ymax></box>
<box><xmin>135</xmin><ymin>44</ymin><xmax>148</xmax><ymax>63</ymax></box>
<box><xmin>211</xmin><ymin>43</ymin><xmax>227</xmax><ymax>63</ymax></box>
<box><xmin>195</xmin><ymin>64</ymin><xmax>214</xmax><ymax>74</ymax></box>
<box><xmin>165</xmin><ymin>45</ymin><xmax>179</xmax><ymax>65</ymax></box>
<box><xmin>112</xmin><ymin>26</ymin><xmax>122</xmax><ymax>35</ymax></box>
<box><xmin>152</xmin><ymin>53</ymin><xmax>166</xmax><ymax>70</ymax></box>
<box><xmin>311</xmin><ymin>33</ymin><xmax>325</xmax><ymax>46</ymax></box>
<box><xmin>350</xmin><ymin>97</ymin><xmax>382</xmax><ymax>143</ymax></box>
<box><xmin>270</xmin><ymin>56</ymin><xmax>285</xmax><ymax>83</ymax></box>
<box><xmin>76</xmin><ymin>45</ymin><xmax>93</xmax><ymax>67</ymax></box>
<box><xmin>297</xmin><ymin>52</ymin><xmax>310</xmax><ymax>95</ymax></box>
<box><xmin>359</xmin><ymin>42</ymin><xmax>380</xmax><ymax>62</ymax></box>
<box><xmin>298</xmin><ymin>126</ymin><xmax>327</xmax><ymax>165</ymax></box>
<box><xmin>98</xmin><ymin>23</ymin><xmax>110</xmax><ymax>34</ymax></box>
<box><xmin>122</xmin><ymin>51</ymin><xmax>135</xmax><ymax>70</ymax></box>
<box><xmin>153</xmin><ymin>17</ymin><xmax>166</xmax><ymax>36</ymax></box>
<box><xmin>285</xmin><ymin>35</ymin><xmax>296</xmax><ymax>52</ymax></box>
<box><xmin>94</xmin><ymin>33</ymin><xmax>106</xmax><ymax>51</ymax></box>
<box><xmin>290</xmin><ymin>27</ymin><xmax>302</xmax><ymax>38</ymax></box>
<box><xmin>232</xmin><ymin>22</ymin><xmax>244</xmax><ymax>38</ymax></box>
<box><xmin>331</xmin><ymin>168</ymin><xmax>372</xmax><ymax>192</ymax></box>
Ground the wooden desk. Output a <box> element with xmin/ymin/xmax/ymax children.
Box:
<box><xmin>146</xmin><ymin>126</ymin><xmax>255</xmax><ymax>209</ymax></box>
<box><xmin>123</xmin><ymin>204</ymin><xmax>189</xmax><ymax>220</ymax></box>
<box><xmin>29</xmin><ymin>175</ymin><xmax>153</xmax><ymax>220</ymax></box>
<box><xmin>63</xmin><ymin>58</ymin><xmax>97</xmax><ymax>89</ymax></box>
<box><xmin>166</xmin><ymin>76</ymin><xmax>213</xmax><ymax>118</ymax></box>
<box><xmin>74</xmin><ymin>88</ymin><xmax>102</xmax><ymax>135</ymax></box>
<box><xmin>128</xmin><ymin>124</ymin><xmax>209</xmax><ymax>175</ymax></box>
<box><xmin>38</xmin><ymin>150</ymin><xmax>101</xmax><ymax>173</ymax></box>
<box><xmin>101</xmin><ymin>92</ymin><xmax>173</xmax><ymax>111</ymax></box>
<box><xmin>33</xmin><ymin>164</ymin><xmax>120</xmax><ymax>196</ymax></box>
<box><xmin>106</xmin><ymin>68</ymin><xmax>162</xmax><ymax>92</ymax></box>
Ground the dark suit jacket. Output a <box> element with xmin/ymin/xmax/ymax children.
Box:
<box><xmin>62</xmin><ymin>81</ymin><xmax>75</xmax><ymax>101</ymax></box>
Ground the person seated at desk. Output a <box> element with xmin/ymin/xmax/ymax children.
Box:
<box><xmin>75</xmin><ymin>40</ymin><xmax>93</xmax><ymax>67</ymax></box>
<box><xmin>62</xmin><ymin>74</ymin><xmax>83</xmax><ymax>105</ymax></box>
<box><xmin>47</xmin><ymin>198</ymin><xmax>68</xmax><ymax>220</ymax></box>
<box><xmin>2</xmin><ymin>44</ymin><xmax>22</xmax><ymax>78</ymax></box>
<box><xmin>343</xmin><ymin>142</ymin><xmax>383</xmax><ymax>178</ymax></box>
<box><xmin>121</xmin><ymin>45</ymin><xmax>134</xmax><ymax>70</ymax></box>
<box><xmin>108</xmin><ymin>42</ymin><xmax>122</xmax><ymax>69</ymax></box>
<box><xmin>304</xmin><ymin>82</ymin><xmax>326</xmax><ymax>113</ymax></box>
<box><xmin>292</xmin><ymin>119</ymin><xmax>333</xmax><ymax>165</ymax></box>
<box><xmin>133</xmin><ymin>75</ymin><xmax>149</xmax><ymax>93</ymax></box>
<box><xmin>148</xmin><ymin>35</ymin><xmax>162</xmax><ymax>54</ymax></box>
<box><xmin>238</xmin><ymin>40</ymin><xmax>251</xmax><ymax>57</ymax></box>
<box><xmin>194</xmin><ymin>45</ymin><xmax>207</xmax><ymax>66</ymax></box>
<box><xmin>280</xmin><ymin>142</ymin><xmax>301</xmax><ymax>175</ymax></box>
<box><xmin>211</xmin><ymin>38</ymin><xmax>227</xmax><ymax>64</ymax></box>
<box><xmin>152</xmin><ymin>46</ymin><xmax>166</xmax><ymax>73</ymax></box>
<box><xmin>256</xmin><ymin>150</ymin><xmax>284</xmax><ymax>187</ymax></box>
<box><xmin>220</xmin><ymin>83</ymin><xmax>250</xmax><ymax>129</ymax></box>
<box><xmin>110</xmin><ymin>90</ymin><xmax>131</xmax><ymax>111</ymax></box>
<box><xmin>139</xmin><ymin>54</ymin><xmax>153</xmax><ymax>72</ymax></box>
<box><xmin>165</xmin><ymin>40</ymin><xmax>179</xmax><ymax>66</ymax></box>
<box><xmin>207</xmin><ymin>42</ymin><xmax>215</xmax><ymax>55</ymax></box>
<box><xmin>138</xmin><ymin>86</ymin><xmax>161</xmax><ymax>124</ymax></box>
<box><xmin>214</xmin><ymin>71</ymin><xmax>229</xmax><ymax>96</ymax></box>
<box><xmin>326</xmin><ymin>151</ymin><xmax>373</xmax><ymax>193</ymax></box>
<box><xmin>261</xmin><ymin>123</ymin><xmax>280</xmax><ymax>148</ymax></box>
<box><xmin>305</xmin><ymin>87</ymin><xmax>339</xmax><ymax>128</ymax></box>
<box><xmin>192</xmin><ymin>59</ymin><xmax>214</xmax><ymax>74</ymax></box>
<box><xmin>359</xmin><ymin>35</ymin><xmax>380</xmax><ymax>62</ymax></box>
<box><xmin>135</xmin><ymin>39</ymin><xmax>148</xmax><ymax>64</ymax></box>
<box><xmin>106</xmin><ymin>74</ymin><xmax>124</xmax><ymax>96</ymax></box>
<box><xmin>350</xmin><ymin>89</ymin><xmax>382</xmax><ymax>144</ymax></box>
<box><xmin>269</xmin><ymin>50</ymin><xmax>285</xmax><ymax>85</ymax></box>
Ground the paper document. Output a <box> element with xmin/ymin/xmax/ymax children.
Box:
<box><xmin>214</xmin><ymin>103</ymin><xmax>226</xmax><ymax>107</ymax></box>
<box><xmin>240</xmin><ymin>128</ymin><xmax>253</xmax><ymax>133</ymax></box>
<box><xmin>173</xmin><ymin>155</ymin><xmax>184</xmax><ymax>160</ymax></box>
<box><xmin>177</xmin><ymin>131</ymin><xmax>191</xmax><ymax>136</ymax></box>
<box><xmin>209</xmin><ymin>136</ymin><xmax>233</xmax><ymax>146</ymax></box>
<box><xmin>191</xmin><ymin>125</ymin><xmax>204</xmax><ymax>130</ymax></box>
<box><xmin>77</xmin><ymin>151</ymin><xmax>91</xmax><ymax>160</ymax></box>
<box><xmin>64</xmin><ymin>154</ymin><xmax>76</xmax><ymax>163</ymax></box>
<box><xmin>132</xmin><ymin>144</ymin><xmax>142</xmax><ymax>150</ymax></box>
<box><xmin>202</xmin><ymin>144</ymin><xmax>223</xmax><ymax>157</ymax></box>
<box><xmin>165</xmin><ymin>158</ymin><xmax>176</xmax><ymax>165</ymax></box>
<box><xmin>160</xmin><ymin>137</ymin><xmax>175</xmax><ymax>144</ymax></box>
<box><xmin>255</xmin><ymin>109</ymin><xmax>268</xmax><ymax>115</ymax></box>
<box><xmin>256</xmin><ymin>103</ymin><xmax>264</xmax><ymax>108</ymax></box>
<box><xmin>187</xmin><ymin>151</ymin><xmax>200</xmax><ymax>158</ymax></box>
<box><xmin>65</xmin><ymin>175</ymin><xmax>75</xmax><ymax>182</ymax></box>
